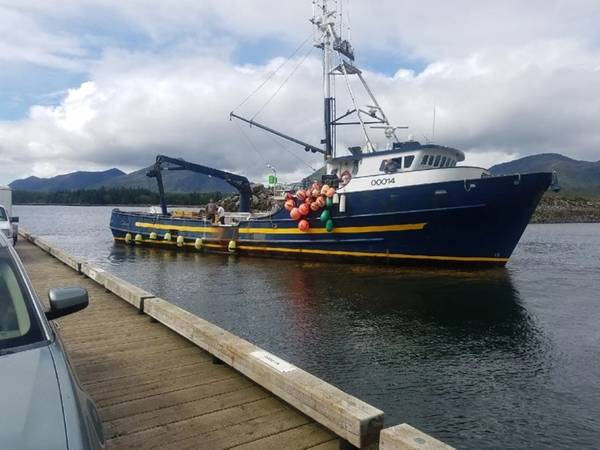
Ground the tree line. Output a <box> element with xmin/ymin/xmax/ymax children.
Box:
<box><xmin>13</xmin><ymin>187</ymin><xmax>224</xmax><ymax>206</ymax></box>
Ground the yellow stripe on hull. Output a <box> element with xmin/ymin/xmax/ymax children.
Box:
<box><xmin>237</xmin><ymin>245</ymin><xmax>508</xmax><ymax>263</ymax></box>
<box><xmin>239</xmin><ymin>223</ymin><xmax>427</xmax><ymax>234</ymax></box>
<box><xmin>134</xmin><ymin>221</ymin><xmax>427</xmax><ymax>235</ymax></box>
<box><xmin>114</xmin><ymin>237</ymin><xmax>507</xmax><ymax>263</ymax></box>
<box><xmin>135</xmin><ymin>222</ymin><xmax>219</xmax><ymax>233</ymax></box>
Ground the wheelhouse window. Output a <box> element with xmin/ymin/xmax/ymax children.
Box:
<box><xmin>420</xmin><ymin>155</ymin><xmax>428</xmax><ymax>165</ymax></box>
<box><xmin>0</xmin><ymin>249</ymin><xmax>44</xmax><ymax>352</ymax></box>
<box><xmin>380</xmin><ymin>157</ymin><xmax>404</xmax><ymax>174</ymax></box>
<box><xmin>404</xmin><ymin>155</ymin><xmax>415</xmax><ymax>168</ymax></box>
<box><xmin>0</xmin><ymin>207</ymin><xmax>6</xmax><ymax>221</ymax></box>
<box><xmin>433</xmin><ymin>155</ymin><xmax>441</xmax><ymax>167</ymax></box>
<box><xmin>440</xmin><ymin>156</ymin><xmax>447</xmax><ymax>167</ymax></box>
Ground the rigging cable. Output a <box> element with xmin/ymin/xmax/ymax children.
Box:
<box><xmin>232</xmin><ymin>31</ymin><xmax>315</xmax><ymax>113</ymax></box>
<box><xmin>232</xmin><ymin>118</ymin><xmax>268</xmax><ymax>164</ymax></box>
<box><xmin>251</xmin><ymin>43</ymin><xmax>316</xmax><ymax>121</ymax></box>
<box><xmin>260</xmin><ymin>128</ymin><xmax>318</xmax><ymax>172</ymax></box>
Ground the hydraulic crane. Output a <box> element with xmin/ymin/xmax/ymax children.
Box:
<box><xmin>146</xmin><ymin>155</ymin><xmax>253</xmax><ymax>215</ymax></box>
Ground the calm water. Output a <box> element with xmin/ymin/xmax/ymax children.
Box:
<box><xmin>15</xmin><ymin>205</ymin><xmax>600</xmax><ymax>449</ymax></box>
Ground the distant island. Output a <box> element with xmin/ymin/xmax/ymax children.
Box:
<box><xmin>12</xmin><ymin>187</ymin><xmax>224</xmax><ymax>207</ymax></box>
<box><xmin>9</xmin><ymin>152</ymin><xmax>600</xmax><ymax>222</ymax></box>
<box><xmin>489</xmin><ymin>152</ymin><xmax>600</xmax><ymax>223</ymax></box>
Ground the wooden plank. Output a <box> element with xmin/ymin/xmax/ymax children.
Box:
<box><xmin>99</xmin><ymin>376</ymin><xmax>254</xmax><ymax>421</ymax></box>
<box><xmin>233</xmin><ymin>422</ymin><xmax>335</xmax><ymax>450</ymax></box>
<box><xmin>103</xmin><ymin>385</ymin><xmax>271</xmax><ymax>439</ymax></box>
<box><xmin>32</xmin><ymin>235</ymin><xmax>52</xmax><ymax>253</ymax></box>
<box><xmin>83</xmin><ymin>360</ymin><xmax>212</xmax><ymax>395</ymax></box>
<box><xmin>106</xmin><ymin>397</ymin><xmax>287</xmax><ymax>450</ymax></box>
<box><xmin>171</xmin><ymin>408</ymin><xmax>312</xmax><ymax>450</ymax></box>
<box><xmin>80</xmin><ymin>263</ymin><xmax>154</xmax><ymax>309</ymax></box>
<box><xmin>144</xmin><ymin>297</ymin><xmax>384</xmax><ymax>448</ymax></box>
<box><xmin>75</xmin><ymin>346</ymin><xmax>208</xmax><ymax>381</ymax></box>
<box><xmin>306</xmin><ymin>440</ymin><xmax>343</xmax><ymax>450</ymax></box>
<box><xmin>49</xmin><ymin>246</ymin><xmax>81</xmax><ymax>271</ymax></box>
<box><xmin>71</xmin><ymin>340</ymin><xmax>192</xmax><ymax>367</ymax></box>
<box><xmin>93</xmin><ymin>364</ymin><xmax>237</xmax><ymax>407</ymax></box>
<box><xmin>379</xmin><ymin>424</ymin><xmax>455</xmax><ymax>450</ymax></box>
<box><xmin>17</xmin><ymin>229</ymin><xmax>31</xmax><ymax>240</ymax></box>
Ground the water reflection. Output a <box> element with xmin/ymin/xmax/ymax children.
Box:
<box><xmin>106</xmin><ymin>243</ymin><xmax>547</xmax><ymax>374</ymax></box>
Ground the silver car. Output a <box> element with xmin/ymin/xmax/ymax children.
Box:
<box><xmin>0</xmin><ymin>234</ymin><xmax>105</xmax><ymax>449</ymax></box>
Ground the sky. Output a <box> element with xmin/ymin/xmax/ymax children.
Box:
<box><xmin>1</xmin><ymin>0</ymin><xmax>599</xmax><ymax>185</ymax></box>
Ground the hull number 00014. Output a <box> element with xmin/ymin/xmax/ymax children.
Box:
<box><xmin>371</xmin><ymin>177</ymin><xmax>396</xmax><ymax>186</ymax></box>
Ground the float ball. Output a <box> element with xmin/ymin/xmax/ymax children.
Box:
<box><xmin>290</xmin><ymin>207</ymin><xmax>302</xmax><ymax>220</ymax></box>
<box><xmin>298</xmin><ymin>203</ymin><xmax>310</xmax><ymax>216</ymax></box>
<box><xmin>284</xmin><ymin>199</ymin><xmax>295</xmax><ymax>211</ymax></box>
<box><xmin>298</xmin><ymin>219</ymin><xmax>310</xmax><ymax>232</ymax></box>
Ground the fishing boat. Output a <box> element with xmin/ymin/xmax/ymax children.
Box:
<box><xmin>110</xmin><ymin>0</ymin><xmax>557</xmax><ymax>266</ymax></box>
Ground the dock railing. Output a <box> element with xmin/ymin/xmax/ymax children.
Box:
<box><xmin>18</xmin><ymin>228</ymin><xmax>455</xmax><ymax>450</ymax></box>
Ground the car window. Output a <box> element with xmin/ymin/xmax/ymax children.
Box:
<box><xmin>0</xmin><ymin>249</ymin><xmax>45</xmax><ymax>351</ymax></box>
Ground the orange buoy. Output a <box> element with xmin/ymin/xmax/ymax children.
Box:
<box><xmin>316</xmin><ymin>196</ymin><xmax>326</xmax><ymax>208</ymax></box>
<box><xmin>298</xmin><ymin>219</ymin><xmax>310</xmax><ymax>232</ymax></box>
<box><xmin>326</xmin><ymin>187</ymin><xmax>336</xmax><ymax>198</ymax></box>
<box><xmin>284</xmin><ymin>199</ymin><xmax>295</xmax><ymax>211</ymax></box>
<box><xmin>320</xmin><ymin>184</ymin><xmax>330</xmax><ymax>195</ymax></box>
<box><xmin>285</xmin><ymin>192</ymin><xmax>294</xmax><ymax>200</ymax></box>
<box><xmin>298</xmin><ymin>203</ymin><xmax>310</xmax><ymax>216</ymax></box>
<box><xmin>304</xmin><ymin>196</ymin><xmax>312</xmax><ymax>205</ymax></box>
<box><xmin>290</xmin><ymin>207</ymin><xmax>302</xmax><ymax>220</ymax></box>
<box><xmin>311</xmin><ymin>188</ymin><xmax>320</xmax><ymax>198</ymax></box>
<box><xmin>296</xmin><ymin>189</ymin><xmax>306</xmax><ymax>201</ymax></box>
<box><xmin>310</xmin><ymin>201</ymin><xmax>320</xmax><ymax>211</ymax></box>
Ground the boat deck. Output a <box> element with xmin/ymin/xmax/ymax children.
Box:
<box><xmin>17</xmin><ymin>240</ymin><xmax>340</xmax><ymax>450</ymax></box>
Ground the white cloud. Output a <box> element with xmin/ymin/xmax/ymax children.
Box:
<box><xmin>1</xmin><ymin>0</ymin><xmax>600</xmax><ymax>185</ymax></box>
<box><xmin>0</xmin><ymin>4</ymin><xmax>87</xmax><ymax>71</ymax></box>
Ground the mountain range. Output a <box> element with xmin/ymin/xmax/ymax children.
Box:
<box><xmin>8</xmin><ymin>152</ymin><xmax>600</xmax><ymax>196</ymax></box>
<box><xmin>489</xmin><ymin>153</ymin><xmax>600</xmax><ymax>196</ymax></box>
<box><xmin>9</xmin><ymin>168</ymin><xmax>126</xmax><ymax>192</ymax></box>
<box><xmin>10</xmin><ymin>165</ymin><xmax>236</xmax><ymax>194</ymax></box>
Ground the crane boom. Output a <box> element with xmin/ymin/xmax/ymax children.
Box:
<box><xmin>146</xmin><ymin>154</ymin><xmax>252</xmax><ymax>215</ymax></box>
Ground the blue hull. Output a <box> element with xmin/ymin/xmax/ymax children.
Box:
<box><xmin>109</xmin><ymin>172</ymin><xmax>552</xmax><ymax>266</ymax></box>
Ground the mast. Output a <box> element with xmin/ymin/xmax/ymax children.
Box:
<box><xmin>231</xmin><ymin>1</ymin><xmax>404</xmax><ymax>161</ymax></box>
<box><xmin>312</xmin><ymin>1</ymin><xmax>335</xmax><ymax>159</ymax></box>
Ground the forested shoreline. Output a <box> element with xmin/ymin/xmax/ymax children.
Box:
<box><xmin>13</xmin><ymin>187</ymin><xmax>222</xmax><ymax>206</ymax></box>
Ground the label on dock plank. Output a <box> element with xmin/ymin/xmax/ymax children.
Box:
<box><xmin>250</xmin><ymin>350</ymin><xmax>297</xmax><ymax>373</ymax></box>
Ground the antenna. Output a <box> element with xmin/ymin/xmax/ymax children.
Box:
<box><xmin>432</xmin><ymin>104</ymin><xmax>436</xmax><ymax>142</ymax></box>
<box><xmin>370</xmin><ymin>125</ymin><xmax>409</xmax><ymax>148</ymax></box>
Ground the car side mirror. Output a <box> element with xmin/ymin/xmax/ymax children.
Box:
<box><xmin>10</xmin><ymin>216</ymin><xmax>19</xmax><ymax>223</ymax></box>
<box><xmin>46</xmin><ymin>287</ymin><xmax>88</xmax><ymax>320</ymax></box>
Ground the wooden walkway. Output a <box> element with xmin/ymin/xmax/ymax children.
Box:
<box><xmin>17</xmin><ymin>241</ymin><xmax>340</xmax><ymax>450</ymax></box>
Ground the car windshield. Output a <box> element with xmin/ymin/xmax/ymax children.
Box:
<box><xmin>0</xmin><ymin>207</ymin><xmax>7</xmax><ymax>221</ymax></box>
<box><xmin>0</xmin><ymin>248</ymin><xmax>45</xmax><ymax>352</ymax></box>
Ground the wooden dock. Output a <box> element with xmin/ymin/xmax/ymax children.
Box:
<box><xmin>18</xmin><ymin>241</ymin><xmax>340</xmax><ymax>450</ymax></box>
<box><xmin>16</xmin><ymin>231</ymin><xmax>454</xmax><ymax>450</ymax></box>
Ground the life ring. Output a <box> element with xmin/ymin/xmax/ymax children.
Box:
<box><xmin>339</xmin><ymin>170</ymin><xmax>352</xmax><ymax>187</ymax></box>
